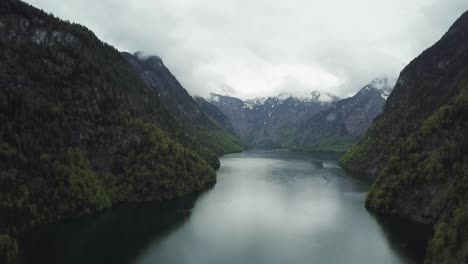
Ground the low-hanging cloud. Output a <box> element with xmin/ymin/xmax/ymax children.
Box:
<box><xmin>25</xmin><ymin>0</ymin><xmax>468</xmax><ymax>99</ymax></box>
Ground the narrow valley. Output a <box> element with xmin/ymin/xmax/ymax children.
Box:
<box><xmin>1</xmin><ymin>1</ymin><xmax>467</xmax><ymax>264</ymax></box>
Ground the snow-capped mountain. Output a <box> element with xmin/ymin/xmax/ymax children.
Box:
<box><xmin>230</xmin><ymin>90</ymin><xmax>340</xmax><ymax>111</ymax></box>
<box><xmin>207</xmin><ymin>93</ymin><xmax>335</xmax><ymax>147</ymax></box>
<box><xmin>363</xmin><ymin>76</ymin><xmax>396</xmax><ymax>100</ymax></box>
<box><xmin>295</xmin><ymin>77</ymin><xmax>395</xmax><ymax>147</ymax></box>
<box><xmin>307</xmin><ymin>91</ymin><xmax>341</xmax><ymax>103</ymax></box>
<box><xmin>206</xmin><ymin>77</ymin><xmax>394</xmax><ymax>148</ymax></box>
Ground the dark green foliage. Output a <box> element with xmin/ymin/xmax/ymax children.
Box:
<box><xmin>0</xmin><ymin>234</ymin><xmax>18</xmax><ymax>264</ymax></box>
<box><xmin>0</xmin><ymin>1</ymin><xmax>217</xmax><ymax>261</ymax></box>
<box><xmin>122</xmin><ymin>53</ymin><xmax>244</xmax><ymax>165</ymax></box>
<box><xmin>119</xmin><ymin>119</ymin><xmax>216</xmax><ymax>201</ymax></box>
<box><xmin>340</xmin><ymin>10</ymin><xmax>468</xmax><ymax>262</ymax></box>
<box><xmin>427</xmin><ymin>201</ymin><xmax>468</xmax><ymax>264</ymax></box>
<box><xmin>361</xmin><ymin>87</ymin><xmax>468</xmax><ymax>263</ymax></box>
<box><xmin>198</xmin><ymin>129</ymin><xmax>244</xmax><ymax>155</ymax></box>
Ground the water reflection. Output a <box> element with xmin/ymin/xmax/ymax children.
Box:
<box><xmin>19</xmin><ymin>150</ymin><xmax>422</xmax><ymax>264</ymax></box>
<box><xmin>135</xmin><ymin>150</ymin><xmax>415</xmax><ymax>264</ymax></box>
<box><xmin>18</xmin><ymin>191</ymin><xmax>208</xmax><ymax>264</ymax></box>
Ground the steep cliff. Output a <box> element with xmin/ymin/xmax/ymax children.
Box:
<box><xmin>208</xmin><ymin>79</ymin><xmax>391</xmax><ymax>151</ymax></box>
<box><xmin>340</xmin><ymin>10</ymin><xmax>468</xmax><ymax>263</ymax></box>
<box><xmin>207</xmin><ymin>92</ymin><xmax>337</xmax><ymax>147</ymax></box>
<box><xmin>194</xmin><ymin>96</ymin><xmax>238</xmax><ymax>135</ymax></box>
<box><xmin>0</xmin><ymin>1</ymin><xmax>217</xmax><ymax>262</ymax></box>
<box><xmin>122</xmin><ymin>52</ymin><xmax>244</xmax><ymax>160</ymax></box>
<box><xmin>295</xmin><ymin>77</ymin><xmax>394</xmax><ymax>150</ymax></box>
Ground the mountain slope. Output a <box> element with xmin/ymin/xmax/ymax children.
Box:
<box><xmin>194</xmin><ymin>96</ymin><xmax>237</xmax><ymax>134</ymax></box>
<box><xmin>340</xmin><ymin>10</ymin><xmax>468</xmax><ymax>263</ymax></box>
<box><xmin>122</xmin><ymin>52</ymin><xmax>244</xmax><ymax>160</ymax></box>
<box><xmin>208</xmin><ymin>79</ymin><xmax>392</xmax><ymax>150</ymax></box>
<box><xmin>294</xmin><ymin>77</ymin><xmax>394</xmax><ymax>150</ymax></box>
<box><xmin>208</xmin><ymin>92</ymin><xmax>336</xmax><ymax>147</ymax></box>
<box><xmin>0</xmin><ymin>1</ymin><xmax>216</xmax><ymax>262</ymax></box>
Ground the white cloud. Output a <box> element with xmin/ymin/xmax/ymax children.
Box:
<box><xmin>25</xmin><ymin>0</ymin><xmax>468</xmax><ymax>99</ymax></box>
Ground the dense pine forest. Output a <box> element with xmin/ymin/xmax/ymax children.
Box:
<box><xmin>1</xmin><ymin>0</ymin><xmax>468</xmax><ymax>264</ymax></box>
<box><xmin>0</xmin><ymin>1</ymin><xmax>242</xmax><ymax>262</ymax></box>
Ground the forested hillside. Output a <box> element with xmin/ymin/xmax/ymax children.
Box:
<box><xmin>340</xmin><ymin>10</ymin><xmax>468</xmax><ymax>263</ymax></box>
<box><xmin>123</xmin><ymin>53</ymin><xmax>244</xmax><ymax>160</ymax></box>
<box><xmin>0</xmin><ymin>1</ymin><xmax>218</xmax><ymax>262</ymax></box>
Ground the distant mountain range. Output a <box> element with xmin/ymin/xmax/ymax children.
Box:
<box><xmin>206</xmin><ymin>77</ymin><xmax>395</xmax><ymax>150</ymax></box>
<box><xmin>2</xmin><ymin>1</ymin><xmax>466</xmax><ymax>263</ymax></box>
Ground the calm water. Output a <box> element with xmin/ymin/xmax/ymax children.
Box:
<box><xmin>19</xmin><ymin>150</ymin><xmax>422</xmax><ymax>264</ymax></box>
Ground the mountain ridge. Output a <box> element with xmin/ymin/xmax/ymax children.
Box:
<box><xmin>122</xmin><ymin>51</ymin><xmax>244</xmax><ymax>160</ymax></box>
<box><xmin>206</xmin><ymin>77</ymin><xmax>394</xmax><ymax>150</ymax></box>
<box><xmin>340</xmin><ymin>10</ymin><xmax>468</xmax><ymax>263</ymax></box>
<box><xmin>0</xmin><ymin>1</ymin><xmax>229</xmax><ymax>262</ymax></box>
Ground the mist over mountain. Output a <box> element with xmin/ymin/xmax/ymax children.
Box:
<box><xmin>207</xmin><ymin>77</ymin><xmax>394</xmax><ymax>149</ymax></box>
<box><xmin>1</xmin><ymin>1</ymin><xmax>467</xmax><ymax>264</ymax></box>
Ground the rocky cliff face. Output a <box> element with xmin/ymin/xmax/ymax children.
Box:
<box><xmin>207</xmin><ymin>92</ymin><xmax>337</xmax><ymax>147</ymax></box>
<box><xmin>208</xmin><ymin>79</ymin><xmax>392</xmax><ymax>150</ymax></box>
<box><xmin>194</xmin><ymin>97</ymin><xmax>237</xmax><ymax>135</ymax></box>
<box><xmin>295</xmin><ymin>77</ymin><xmax>394</xmax><ymax>149</ymax></box>
<box><xmin>122</xmin><ymin>52</ymin><xmax>244</xmax><ymax>158</ymax></box>
<box><xmin>340</xmin><ymin>10</ymin><xmax>468</xmax><ymax>263</ymax></box>
<box><xmin>122</xmin><ymin>53</ymin><xmax>209</xmax><ymax>127</ymax></box>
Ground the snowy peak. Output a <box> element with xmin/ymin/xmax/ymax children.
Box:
<box><xmin>361</xmin><ymin>76</ymin><xmax>396</xmax><ymax>100</ymax></box>
<box><xmin>210</xmin><ymin>93</ymin><xmax>221</xmax><ymax>102</ymax></box>
<box><xmin>307</xmin><ymin>91</ymin><xmax>340</xmax><ymax>103</ymax></box>
<box><xmin>275</xmin><ymin>91</ymin><xmax>339</xmax><ymax>103</ymax></box>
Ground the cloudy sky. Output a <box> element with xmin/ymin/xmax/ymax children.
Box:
<box><xmin>25</xmin><ymin>0</ymin><xmax>468</xmax><ymax>99</ymax></box>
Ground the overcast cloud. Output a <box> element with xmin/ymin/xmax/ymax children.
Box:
<box><xmin>24</xmin><ymin>0</ymin><xmax>468</xmax><ymax>99</ymax></box>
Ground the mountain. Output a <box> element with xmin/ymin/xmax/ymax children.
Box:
<box><xmin>207</xmin><ymin>91</ymin><xmax>337</xmax><ymax>147</ymax></box>
<box><xmin>294</xmin><ymin>77</ymin><xmax>395</xmax><ymax>150</ymax></box>
<box><xmin>340</xmin><ymin>11</ymin><xmax>468</xmax><ymax>263</ymax></box>
<box><xmin>207</xmin><ymin>79</ymin><xmax>393</xmax><ymax>150</ymax></box>
<box><xmin>0</xmin><ymin>1</ymin><xmax>223</xmax><ymax>262</ymax></box>
<box><xmin>193</xmin><ymin>97</ymin><xmax>237</xmax><ymax>134</ymax></box>
<box><xmin>122</xmin><ymin>52</ymin><xmax>243</xmax><ymax>159</ymax></box>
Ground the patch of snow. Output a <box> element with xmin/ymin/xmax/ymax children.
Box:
<box><xmin>367</xmin><ymin>76</ymin><xmax>396</xmax><ymax>100</ymax></box>
<box><xmin>302</xmin><ymin>90</ymin><xmax>339</xmax><ymax>103</ymax></box>
<box><xmin>243</xmin><ymin>101</ymin><xmax>254</xmax><ymax>110</ymax></box>
<box><xmin>277</xmin><ymin>92</ymin><xmax>293</xmax><ymax>101</ymax></box>
<box><xmin>244</xmin><ymin>97</ymin><xmax>267</xmax><ymax>109</ymax></box>
<box><xmin>318</xmin><ymin>93</ymin><xmax>336</xmax><ymax>103</ymax></box>
<box><xmin>210</xmin><ymin>94</ymin><xmax>221</xmax><ymax>102</ymax></box>
<box><xmin>369</xmin><ymin>76</ymin><xmax>396</xmax><ymax>90</ymax></box>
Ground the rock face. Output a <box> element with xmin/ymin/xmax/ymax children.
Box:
<box><xmin>296</xmin><ymin>77</ymin><xmax>395</xmax><ymax>148</ymax></box>
<box><xmin>340</xmin><ymin>10</ymin><xmax>468</xmax><ymax>263</ymax></box>
<box><xmin>208</xmin><ymin>79</ymin><xmax>393</xmax><ymax>150</ymax></box>
<box><xmin>122</xmin><ymin>52</ymin><xmax>243</xmax><ymax>157</ymax></box>
<box><xmin>122</xmin><ymin>53</ymin><xmax>210</xmax><ymax>127</ymax></box>
<box><xmin>194</xmin><ymin>97</ymin><xmax>237</xmax><ymax>134</ymax></box>
<box><xmin>207</xmin><ymin>92</ymin><xmax>338</xmax><ymax>147</ymax></box>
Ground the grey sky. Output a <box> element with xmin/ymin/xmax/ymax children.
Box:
<box><xmin>25</xmin><ymin>0</ymin><xmax>468</xmax><ymax>99</ymax></box>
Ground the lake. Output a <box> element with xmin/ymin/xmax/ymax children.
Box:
<box><xmin>19</xmin><ymin>150</ymin><xmax>423</xmax><ymax>264</ymax></box>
